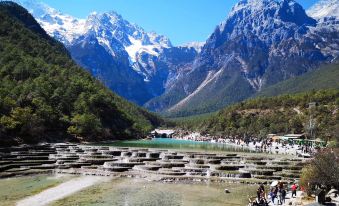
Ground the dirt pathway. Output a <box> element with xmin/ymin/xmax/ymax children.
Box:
<box><xmin>16</xmin><ymin>175</ymin><xmax>109</xmax><ymax>206</ymax></box>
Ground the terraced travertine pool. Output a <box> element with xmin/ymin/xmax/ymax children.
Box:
<box><xmin>0</xmin><ymin>141</ymin><xmax>304</xmax><ymax>205</ymax></box>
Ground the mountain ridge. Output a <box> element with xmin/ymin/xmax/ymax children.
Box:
<box><xmin>146</xmin><ymin>0</ymin><xmax>339</xmax><ymax>117</ymax></box>
<box><xmin>0</xmin><ymin>1</ymin><xmax>163</xmax><ymax>145</ymax></box>
<box><xmin>14</xmin><ymin>0</ymin><xmax>339</xmax><ymax>117</ymax></box>
<box><xmin>17</xmin><ymin>0</ymin><xmax>181</xmax><ymax>105</ymax></box>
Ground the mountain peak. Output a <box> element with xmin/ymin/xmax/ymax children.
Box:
<box><xmin>307</xmin><ymin>0</ymin><xmax>339</xmax><ymax>19</ymax></box>
<box><xmin>227</xmin><ymin>0</ymin><xmax>314</xmax><ymax>26</ymax></box>
<box><xmin>15</xmin><ymin>0</ymin><xmax>86</xmax><ymax>44</ymax></box>
<box><xmin>18</xmin><ymin>0</ymin><xmax>173</xmax><ymax>86</ymax></box>
<box><xmin>229</xmin><ymin>0</ymin><xmax>287</xmax><ymax>15</ymax></box>
<box><xmin>19</xmin><ymin>1</ymin><xmax>171</xmax><ymax>51</ymax></box>
<box><xmin>214</xmin><ymin>0</ymin><xmax>316</xmax><ymax>47</ymax></box>
<box><xmin>87</xmin><ymin>10</ymin><xmax>123</xmax><ymax>23</ymax></box>
<box><xmin>107</xmin><ymin>10</ymin><xmax>123</xmax><ymax>19</ymax></box>
<box><xmin>232</xmin><ymin>0</ymin><xmax>274</xmax><ymax>10</ymax></box>
<box><xmin>15</xmin><ymin>0</ymin><xmax>53</xmax><ymax>17</ymax></box>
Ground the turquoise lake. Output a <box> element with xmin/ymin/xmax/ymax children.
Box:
<box><xmin>96</xmin><ymin>138</ymin><xmax>256</xmax><ymax>153</ymax></box>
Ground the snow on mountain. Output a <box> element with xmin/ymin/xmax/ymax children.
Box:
<box><xmin>10</xmin><ymin>0</ymin><xmax>174</xmax><ymax>104</ymax></box>
<box><xmin>306</xmin><ymin>0</ymin><xmax>339</xmax><ymax>58</ymax></box>
<box><xmin>179</xmin><ymin>42</ymin><xmax>205</xmax><ymax>53</ymax></box>
<box><xmin>16</xmin><ymin>0</ymin><xmax>85</xmax><ymax>44</ymax></box>
<box><xmin>125</xmin><ymin>36</ymin><xmax>162</xmax><ymax>64</ymax></box>
<box><xmin>146</xmin><ymin>0</ymin><xmax>338</xmax><ymax>115</ymax></box>
<box><xmin>17</xmin><ymin>0</ymin><xmax>171</xmax><ymax>68</ymax></box>
<box><xmin>80</xmin><ymin>10</ymin><xmax>172</xmax><ymax>75</ymax></box>
<box><xmin>16</xmin><ymin>0</ymin><xmax>338</xmax><ymax>112</ymax></box>
<box><xmin>216</xmin><ymin>0</ymin><xmax>317</xmax><ymax>46</ymax></box>
<box><xmin>208</xmin><ymin>0</ymin><xmax>317</xmax><ymax>90</ymax></box>
<box><xmin>307</xmin><ymin>0</ymin><xmax>339</xmax><ymax>19</ymax></box>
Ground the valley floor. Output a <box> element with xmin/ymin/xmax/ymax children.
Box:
<box><xmin>0</xmin><ymin>174</ymin><xmax>325</xmax><ymax>206</ymax></box>
<box><xmin>0</xmin><ymin>143</ymin><xmax>324</xmax><ymax>206</ymax></box>
<box><xmin>0</xmin><ymin>174</ymin><xmax>258</xmax><ymax>206</ymax></box>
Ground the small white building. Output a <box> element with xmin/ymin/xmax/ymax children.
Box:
<box><xmin>151</xmin><ymin>129</ymin><xmax>175</xmax><ymax>138</ymax></box>
<box><xmin>282</xmin><ymin>134</ymin><xmax>306</xmax><ymax>140</ymax></box>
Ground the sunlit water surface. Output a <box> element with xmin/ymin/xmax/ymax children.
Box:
<box><xmin>96</xmin><ymin>138</ymin><xmax>256</xmax><ymax>153</ymax></box>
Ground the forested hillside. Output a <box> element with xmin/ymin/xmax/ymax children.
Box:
<box><xmin>0</xmin><ymin>2</ymin><xmax>163</xmax><ymax>146</ymax></box>
<box><xmin>256</xmin><ymin>63</ymin><xmax>339</xmax><ymax>97</ymax></box>
<box><xmin>181</xmin><ymin>90</ymin><xmax>338</xmax><ymax>141</ymax></box>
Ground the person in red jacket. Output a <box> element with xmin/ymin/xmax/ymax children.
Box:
<box><xmin>291</xmin><ymin>183</ymin><xmax>298</xmax><ymax>198</ymax></box>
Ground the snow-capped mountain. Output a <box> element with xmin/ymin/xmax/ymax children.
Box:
<box><xmin>307</xmin><ymin>0</ymin><xmax>339</xmax><ymax>19</ymax></box>
<box><xmin>78</xmin><ymin>11</ymin><xmax>172</xmax><ymax>81</ymax></box>
<box><xmin>16</xmin><ymin>0</ymin><xmax>86</xmax><ymax>44</ymax></box>
<box><xmin>15</xmin><ymin>0</ymin><xmax>339</xmax><ymax>114</ymax></box>
<box><xmin>17</xmin><ymin>0</ymin><xmax>180</xmax><ymax>105</ymax></box>
<box><xmin>146</xmin><ymin>0</ymin><xmax>339</xmax><ymax>116</ymax></box>
<box><xmin>19</xmin><ymin>0</ymin><xmax>171</xmax><ymax>73</ymax></box>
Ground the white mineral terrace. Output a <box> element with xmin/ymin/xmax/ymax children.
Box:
<box><xmin>0</xmin><ymin>143</ymin><xmax>307</xmax><ymax>183</ymax></box>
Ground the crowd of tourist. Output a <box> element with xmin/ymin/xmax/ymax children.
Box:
<box><xmin>172</xmin><ymin>130</ymin><xmax>322</xmax><ymax>156</ymax></box>
<box><xmin>249</xmin><ymin>182</ymin><xmax>300</xmax><ymax>206</ymax></box>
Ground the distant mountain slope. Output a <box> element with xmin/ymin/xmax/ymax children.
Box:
<box><xmin>16</xmin><ymin>0</ymin><xmax>199</xmax><ymax>105</ymax></box>
<box><xmin>196</xmin><ymin>89</ymin><xmax>339</xmax><ymax>140</ymax></box>
<box><xmin>0</xmin><ymin>2</ymin><xmax>163</xmax><ymax>146</ymax></box>
<box><xmin>147</xmin><ymin>0</ymin><xmax>339</xmax><ymax>117</ymax></box>
<box><xmin>174</xmin><ymin>63</ymin><xmax>339</xmax><ymax>123</ymax></box>
<box><xmin>307</xmin><ymin>0</ymin><xmax>339</xmax><ymax>19</ymax></box>
<box><xmin>256</xmin><ymin>63</ymin><xmax>339</xmax><ymax>97</ymax></box>
<box><xmin>17</xmin><ymin>0</ymin><xmax>205</xmax><ymax>106</ymax></box>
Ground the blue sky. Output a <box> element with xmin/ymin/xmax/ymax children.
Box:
<box><xmin>41</xmin><ymin>0</ymin><xmax>319</xmax><ymax>46</ymax></box>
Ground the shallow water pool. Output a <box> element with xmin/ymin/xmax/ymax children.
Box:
<box><xmin>97</xmin><ymin>138</ymin><xmax>256</xmax><ymax>153</ymax></box>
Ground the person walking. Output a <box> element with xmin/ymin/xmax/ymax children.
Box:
<box><xmin>270</xmin><ymin>186</ymin><xmax>278</xmax><ymax>204</ymax></box>
<box><xmin>257</xmin><ymin>186</ymin><xmax>262</xmax><ymax>202</ymax></box>
<box><xmin>291</xmin><ymin>183</ymin><xmax>298</xmax><ymax>198</ymax></box>
<box><xmin>277</xmin><ymin>182</ymin><xmax>285</xmax><ymax>205</ymax></box>
<box><xmin>281</xmin><ymin>188</ymin><xmax>286</xmax><ymax>204</ymax></box>
<box><xmin>257</xmin><ymin>184</ymin><xmax>266</xmax><ymax>202</ymax></box>
<box><xmin>277</xmin><ymin>188</ymin><xmax>282</xmax><ymax>205</ymax></box>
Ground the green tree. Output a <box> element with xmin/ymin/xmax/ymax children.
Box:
<box><xmin>67</xmin><ymin>113</ymin><xmax>103</xmax><ymax>139</ymax></box>
<box><xmin>300</xmin><ymin>150</ymin><xmax>339</xmax><ymax>194</ymax></box>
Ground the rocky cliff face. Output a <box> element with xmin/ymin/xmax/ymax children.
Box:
<box><xmin>146</xmin><ymin>0</ymin><xmax>339</xmax><ymax>116</ymax></box>
<box><xmin>64</xmin><ymin>11</ymin><xmax>173</xmax><ymax>104</ymax></box>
